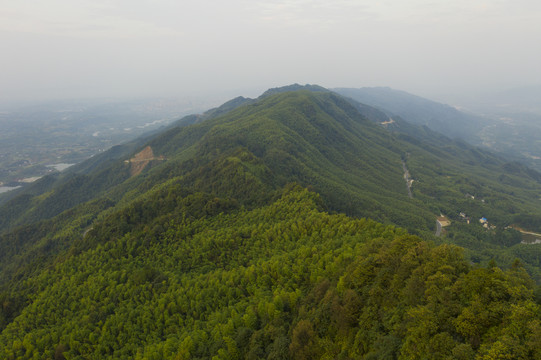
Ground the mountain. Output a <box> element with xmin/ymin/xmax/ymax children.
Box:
<box><xmin>2</xmin><ymin>86</ymin><xmax>541</xmax><ymax>273</ymax></box>
<box><xmin>0</xmin><ymin>89</ymin><xmax>414</xmax><ymax>232</ymax></box>
<box><xmin>0</xmin><ymin>85</ymin><xmax>541</xmax><ymax>358</ymax></box>
<box><xmin>334</xmin><ymin>86</ymin><xmax>541</xmax><ymax>173</ymax></box>
<box><xmin>334</xmin><ymin>87</ymin><xmax>488</xmax><ymax>143</ymax></box>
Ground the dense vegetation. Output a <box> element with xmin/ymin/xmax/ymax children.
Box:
<box><xmin>1</xmin><ymin>187</ymin><xmax>539</xmax><ymax>359</ymax></box>
<box><xmin>1</xmin><ymin>86</ymin><xmax>541</xmax><ymax>358</ymax></box>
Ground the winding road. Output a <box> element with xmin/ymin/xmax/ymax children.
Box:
<box><xmin>402</xmin><ymin>161</ymin><xmax>413</xmax><ymax>199</ymax></box>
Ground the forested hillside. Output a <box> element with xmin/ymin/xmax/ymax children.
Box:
<box><xmin>1</xmin><ymin>86</ymin><xmax>541</xmax><ymax>358</ymax></box>
<box><xmin>333</xmin><ymin>87</ymin><xmax>488</xmax><ymax>143</ymax></box>
<box><xmin>1</xmin><ymin>187</ymin><xmax>539</xmax><ymax>359</ymax></box>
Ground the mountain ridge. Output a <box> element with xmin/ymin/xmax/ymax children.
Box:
<box><xmin>3</xmin><ymin>86</ymin><xmax>541</xmax><ymax>237</ymax></box>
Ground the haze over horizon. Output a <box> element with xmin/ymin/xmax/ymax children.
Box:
<box><xmin>2</xmin><ymin>0</ymin><xmax>541</xmax><ymax>105</ymax></box>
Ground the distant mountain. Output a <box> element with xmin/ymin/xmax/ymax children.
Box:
<box><xmin>334</xmin><ymin>87</ymin><xmax>488</xmax><ymax>143</ymax></box>
<box><xmin>333</xmin><ymin>86</ymin><xmax>541</xmax><ymax>173</ymax></box>
<box><xmin>1</xmin><ymin>85</ymin><xmax>541</xmax><ymax>358</ymax></box>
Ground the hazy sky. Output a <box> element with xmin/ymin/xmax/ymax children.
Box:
<box><xmin>1</xmin><ymin>0</ymin><xmax>540</xmax><ymax>103</ymax></box>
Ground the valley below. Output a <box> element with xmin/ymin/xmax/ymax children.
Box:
<box><xmin>0</xmin><ymin>97</ymin><xmax>217</xmax><ymax>190</ymax></box>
